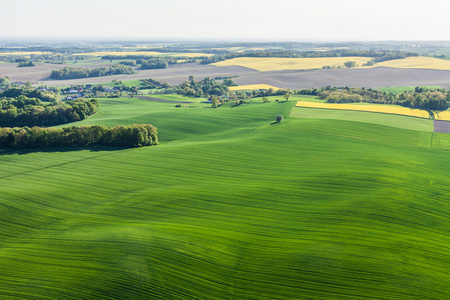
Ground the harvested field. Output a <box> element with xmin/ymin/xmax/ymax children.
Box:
<box><xmin>373</xmin><ymin>57</ymin><xmax>450</xmax><ymax>70</ymax></box>
<box><xmin>4</xmin><ymin>62</ymin><xmax>450</xmax><ymax>90</ymax></box>
<box><xmin>74</xmin><ymin>51</ymin><xmax>213</xmax><ymax>57</ymax></box>
<box><xmin>434</xmin><ymin>110</ymin><xmax>450</xmax><ymax>121</ymax></box>
<box><xmin>228</xmin><ymin>84</ymin><xmax>281</xmax><ymax>91</ymax></box>
<box><xmin>296</xmin><ymin>101</ymin><xmax>430</xmax><ymax>119</ymax></box>
<box><xmin>231</xmin><ymin>67</ymin><xmax>450</xmax><ymax>90</ymax></box>
<box><xmin>212</xmin><ymin>57</ymin><xmax>373</xmax><ymax>71</ymax></box>
<box><xmin>0</xmin><ymin>62</ymin><xmax>116</xmax><ymax>83</ymax></box>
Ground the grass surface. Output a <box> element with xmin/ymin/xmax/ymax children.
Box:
<box><xmin>292</xmin><ymin>107</ymin><xmax>434</xmax><ymax>132</ymax></box>
<box><xmin>212</xmin><ymin>57</ymin><xmax>372</xmax><ymax>71</ymax></box>
<box><xmin>377</xmin><ymin>86</ymin><xmax>443</xmax><ymax>95</ymax></box>
<box><xmin>297</xmin><ymin>101</ymin><xmax>430</xmax><ymax>119</ymax></box>
<box><xmin>97</xmin><ymin>79</ymin><xmax>149</xmax><ymax>88</ymax></box>
<box><xmin>1</xmin><ymin>98</ymin><xmax>450</xmax><ymax>299</ymax></box>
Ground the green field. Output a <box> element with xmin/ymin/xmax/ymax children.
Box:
<box><xmin>147</xmin><ymin>94</ymin><xmax>207</xmax><ymax>103</ymax></box>
<box><xmin>1</xmin><ymin>98</ymin><xmax>450</xmax><ymax>299</ymax></box>
<box><xmin>98</xmin><ymin>79</ymin><xmax>149</xmax><ymax>88</ymax></box>
<box><xmin>377</xmin><ymin>85</ymin><xmax>442</xmax><ymax>95</ymax></box>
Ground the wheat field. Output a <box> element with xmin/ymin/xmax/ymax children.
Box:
<box><xmin>212</xmin><ymin>57</ymin><xmax>373</xmax><ymax>71</ymax></box>
<box><xmin>373</xmin><ymin>57</ymin><xmax>450</xmax><ymax>70</ymax></box>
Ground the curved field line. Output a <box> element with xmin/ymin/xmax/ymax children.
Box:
<box><xmin>296</xmin><ymin>101</ymin><xmax>430</xmax><ymax>119</ymax></box>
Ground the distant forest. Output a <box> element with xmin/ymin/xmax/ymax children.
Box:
<box><xmin>50</xmin><ymin>64</ymin><xmax>135</xmax><ymax>80</ymax></box>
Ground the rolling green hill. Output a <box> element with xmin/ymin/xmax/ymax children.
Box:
<box><xmin>1</xmin><ymin>98</ymin><xmax>450</xmax><ymax>299</ymax></box>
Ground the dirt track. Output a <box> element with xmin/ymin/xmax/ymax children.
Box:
<box><xmin>2</xmin><ymin>62</ymin><xmax>450</xmax><ymax>89</ymax></box>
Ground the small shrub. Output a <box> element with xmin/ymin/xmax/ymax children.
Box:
<box><xmin>276</xmin><ymin>115</ymin><xmax>283</xmax><ymax>122</ymax></box>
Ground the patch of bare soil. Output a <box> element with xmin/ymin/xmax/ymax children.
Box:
<box><xmin>434</xmin><ymin>120</ymin><xmax>450</xmax><ymax>133</ymax></box>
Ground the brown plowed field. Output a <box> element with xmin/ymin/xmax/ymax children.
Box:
<box><xmin>2</xmin><ymin>62</ymin><xmax>450</xmax><ymax>89</ymax></box>
<box><xmin>434</xmin><ymin>120</ymin><xmax>450</xmax><ymax>133</ymax></box>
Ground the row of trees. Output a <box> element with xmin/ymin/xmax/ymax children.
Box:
<box><xmin>119</xmin><ymin>60</ymin><xmax>136</xmax><ymax>66</ymax></box>
<box><xmin>17</xmin><ymin>61</ymin><xmax>35</xmax><ymax>67</ymax></box>
<box><xmin>0</xmin><ymin>124</ymin><xmax>158</xmax><ymax>148</ymax></box>
<box><xmin>50</xmin><ymin>65</ymin><xmax>135</xmax><ymax>80</ymax></box>
<box><xmin>0</xmin><ymin>97</ymin><xmax>100</xmax><ymax>127</ymax></box>
<box><xmin>319</xmin><ymin>87</ymin><xmax>450</xmax><ymax>110</ymax></box>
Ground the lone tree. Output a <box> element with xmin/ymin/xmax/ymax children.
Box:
<box><xmin>344</xmin><ymin>61</ymin><xmax>356</xmax><ymax>68</ymax></box>
<box><xmin>211</xmin><ymin>96</ymin><xmax>219</xmax><ymax>108</ymax></box>
<box><xmin>276</xmin><ymin>115</ymin><xmax>283</xmax><ymax>122</ymax></box>
<box><xmin>284</xmin><ymin>89</ymin><xmax>292</xmax><ymax>102</ymax></box>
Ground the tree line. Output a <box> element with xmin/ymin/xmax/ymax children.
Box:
<box><xmin>17</xmin><ymin>61</ymin><xmax>35</xmax><ymax>67</ymax></box>
<box><xmin>0</xmin><ymin>124</ymin><xmax>158</xmax><ymax>148</ymax></box>
<box><xmin>0</xmin><ymin>97</ymin><xmax>100</xmax><ymax>127</ymax></box>
<box><xmin>318</xmin><ymin>87</ymin><xmax>450</xmax><ymax>110</ymax></box>
<box><xmin>200</xmin><ymin>50</ymin><xmax>419</xmax><ymax>64</ymax></box>
<box><xmin>50</xmin><ymin>65</ymin><xmax>135</xmax><ymax>80</ymax></box>
<box><xmin>1</xmin><ymin>87</ymin><xmax>59</xmax><ymax>102</ymax></box>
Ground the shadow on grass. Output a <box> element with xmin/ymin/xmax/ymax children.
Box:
<box><xmin>270</xmin><ymin>121</ymin><xmax>281</xmax><ymax>125</ymax></box>
<box><xmin>0</xmin><ymin>145</ymin><xmax>129</xmax><ymax>156</ymax></box>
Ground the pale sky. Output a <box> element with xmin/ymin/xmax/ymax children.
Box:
<box><xmin>1</xmin><ymin>0</ymin><xmax>450</xmax><ymax>41</ymax></box>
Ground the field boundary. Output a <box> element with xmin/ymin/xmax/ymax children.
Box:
<box><xmin>135</xmin><ymin>96</ymin><xmax>195</xmax><ymax>103</ymax></box>
<box><xmin>296</xmin><ymin>101</ymin><xmax>431</xmax><ymax>119</ymax></box>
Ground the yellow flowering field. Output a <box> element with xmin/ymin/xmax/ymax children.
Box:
<box><xmin>296</xmin><ymin>101</ymin><xmax>430</xmax><ymax>118</ymax></box>
<box><xmin>373</xmin><ymin>57</ymin><xmax>450</xmax><ymax>70</ymax></box>
<box><xmin>434</xmin><ymin>111</ymin><xmax>450</xmax><ymax>121</ymax></box>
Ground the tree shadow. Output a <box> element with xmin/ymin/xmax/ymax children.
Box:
<box><xmin>0</xmin><ymin>145</ymin><xmax>128</xmax><ymax>156</ymax></box>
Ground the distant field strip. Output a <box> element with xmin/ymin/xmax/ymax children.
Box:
<box><xmin>373</xmin><ymin>57</ymin><xmax>450</xmax><ymax>70</ymax></box>
<box><xmin>74</xmin><ymin>51</ymin><xmax>213</xmax><ymax>57</ymax></box>
<box><xmin>378</xmin><ymin>85</ymin><xmax>442</xmax><ymax>95</ymax></box>
<box><xmin>296</xmin><ymin>101</ymin><xmax>430</xmax><ymax>118</ymax></box>
<box><xmin>212</xmin><ymin>57</ymin><xmax>373</xmax><ymax>71</ymax></box>
<box><xmin>434</xmin><ymin>110</ymin><xmax>450</xmax><ymax>121</ymax></box>
<box><xmin>0</xmin><ymin>51</ymin><xmax>52</xmax><ymax>56</ymax></box>
<box><xmin>228</xmin><ymin>84</ymin><xmax>281</xmax><ymax>91</ymax></box>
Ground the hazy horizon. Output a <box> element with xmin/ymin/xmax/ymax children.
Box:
<box><xmin>1</xmin><ymin>0</ymin><xmax>449</xmax><ymax>41</ymax></box>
